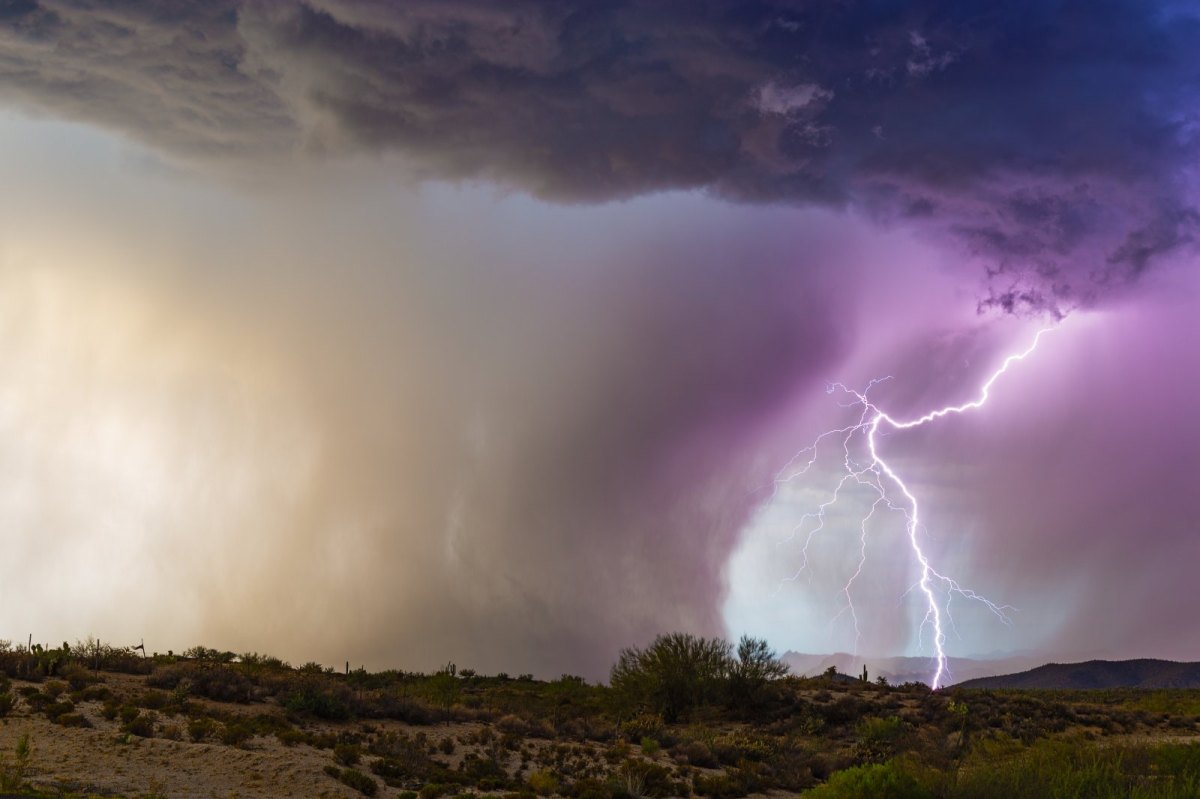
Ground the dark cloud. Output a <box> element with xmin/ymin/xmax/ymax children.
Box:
<box><xmin>2</xmin><ymin>1</ymin><xmax>1198</xmax><ymax>678</ymax></box>
<box><xmin>2</xmin><ymin>1</ymin><xmax>1198</xmax><ymax>310</ymax></box>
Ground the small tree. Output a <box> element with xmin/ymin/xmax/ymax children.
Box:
<box><xmin>546</xmin><ymin>674</ymin><xmax>588</xmax><ymax>728</ymax></box>
<box><xmin>429</xmin><ymin>669</ymin><xmax>459</xmax><ymax>725</ymax></box>
<box><xmin>727</xmin><ymin>635</ymin><xmax>788</xmax><ymax>707</ymax></box>
<box><xmin>610</xmin><ymin>633</ymin><xmax>732</xmax><ymax>722</ymax></box>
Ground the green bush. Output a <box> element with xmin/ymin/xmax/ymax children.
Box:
<box><xmin>221</xmin><ymin>722</ymin><xmax>254</xmax><ymax>747</ymax></box>
<box><xmin>339</xmin><ymin>767</ymin><xmax>379</xmax><ymax>796</ymax></box>
<box><xmin>122</xmin><ymin>713</ymin><xmax>156</xmax><ymax>738</ymax></box>
<box><xmin>42</xmin><ymin>698</ymin><xmax>76</xmax><ymax>721</ymax></box>
<box><xmin>854</xmin><ymin>716</ymin><xmax>911</xmax><ymax>763</ymax></box>
<box><xmin>187</xmin><ymin>716</ymin><xmax>217</xmax><ymax>742</ymax></box>
<box><xmin>149</xmin><ymin>663</ymin><xmax>253</xmax><ymax>703</ymax></box>
<box><xmin>139</xmin><ymin>689</ymin><xmax>171</xmax><ymax>710</ymax></box>
<box><xmin>335</xmin><ymin>742</ymin><xmax>362</xmax><ymax>766</ymax></box>
<box><xmin>22</xmin><ymin>691</ymin><xmax>49</xmax><ymax>712</ymax></box>
<box><xmin>277</xmin><ymin>728</ymin><xmax>306</xmax><ymax>746</ymax></box>
<box><xmin>79</xmin><ymin>683</ymin><xmax>112</xmax><ymax>701</ymax></box>
<box><xmin>948</xmin><ymin>737</ymin><xmax>1200</xmax><ymax>799</ymax></box>
<box><xmin>804</xmin><ymin>761</ymin><xmax>932</xmax><ymax>799</ymax></box>
<box><xmin>0</xmin><ymin>733</ymin><xmax>32</xmax><ymax>792</ymax></box>
<box><xmin>568</xmin><ymin>777</ymin><xmax>614</xmax><ymax>799</ymax></box>
<box><xmin>674</xmin><ymin>740</ymin><xmax>716</xmax><ymax>768</ymax></box>
<box><xmin>60</xmin><ymin>663</ymin><xmax>95</xmax><ymax>691</ymax></box>
<box><xmin>419</xmin><ymin>783</ymin><xmax>453</xmax><ymax>799</ymax></box>
<box><xmin>284</xmin><ymin>677</ymin><xmax>353</xmax><ymax>720</ymax></box>
<box><xmin>527</xmin><ymin>769</ymin><xmax>558</xmax><ymax>796</ymax></box>
<box><xmin>613</xmin><ymin>759</ymin><xmax>678</xmax><ymax>799</ymax></box>
<box><xmin>610</xmin><ymin>634</ymin><xmax>732</xmax><ymax>722</ymax></box>
<box><xmin>56</xmin><ymin>712</ymin><xmax>90</xmax><ymax>728</ymax></box>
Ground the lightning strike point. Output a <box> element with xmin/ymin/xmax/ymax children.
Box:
<box><xmin>776</xmin><ymin>323</ymin><xmax>1059</xmax><ymax>689</ymax></box>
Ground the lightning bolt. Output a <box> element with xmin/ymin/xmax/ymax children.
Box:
<box><xmin>776</xmin><ymin>324</ymin><xmax>1057</xmax><ymax>689</ymax></box>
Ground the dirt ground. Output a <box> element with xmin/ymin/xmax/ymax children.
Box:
<box><xmin>0</xmin><ymin>674</ymin><xmax>490</xmax><ymax>799</ymax></box>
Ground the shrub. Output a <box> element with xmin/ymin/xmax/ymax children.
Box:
<box><xmin>123</xmin><ymin>713</ymin><xmax>156</xmax><ymax>738</ymax></box>
<box><xmin>804</xmin><ymin>762</ymin><xmax>932</xmax><ymax>799</ymax></box>
<box><xmin>221</xmin><ymin>722</ymin><xmax>254</xmax><ymax>747</ymax></box>
<box><xmin>614</xmin><ymin>759</ymin><xmax>678</xmax><ymax>799</ymax></box>
<box><xmin>193</xmin><ymin>667</ymin><xmax>253</xmax><ymax>703</ymax></box>
<box><xmin>139</xmin><ymin>689</ymin><xmax>172</xmax><ymax>710</ymax></box>
<box><xmin>335</xmin><ymin>742</ymin><xmax>362</xmax><ymax>766</ymax></box>
<box><xmin>527</xmin><ymin>769</ymin><xmax>559</xmax><ymax>796</ymax></box>
<box><xmin>569</xmin><ymin>777</ymin><xmax>614</xmax><ymax>799</ymax></box>
<box><xmin>620</xmin><ymin>713</ymin><xmax>664</xmax><ymax>742</ymax></box>
<box><xmin>674</xmin><ymin>741</ymin><xmax>716</xmax><ymax>768</ymax></box>
<box><xmin>761</xmin><ymin>738</ymin><xmax>818</xmax><ymax>791</ymax></box>
<box><xmin>284</xmin><ymin>677</ymin><xmax>353</xmax><ymax>720</ymax></box>
<box><xmin>150</xmin><ymin>663</ymin><xmax>253</xmax><ymax>703</ymax></box>
<box><xmin>339</xmin><ymin>768</ymin><xmax>379</xmax><ymax>796</ymax></box>
<box><xmin>419</xmin><ymin>783</ymin><xmax>452</xmax><ymax>799</ymax></box>
<box><xmin>0</xmin><ymin>733</ymin><xmax>32</xmax><ymax>792</ymax></box>
<box><xmin>277</xmin><ymin>728</ymin><xmax>306</xmax><ymax>747</ymax></box>
<box><xmin>947</xmin><ymin>737</ymin><xmax>1200</xmax><ymax>799</ymax></box>
<box><xmin>611</xmin><ymin>634</ymin><xmax>732</xmax><ymax>722</ymax></box>
<box><xmin>372</xmin><ymin>692</ymin><xmax>437</xmax><ymax>724</ymax></box>
<box><xmin>147</xmin><ymin>663</ymin><xmax>187</xmax><ymax>689</ymax></box>
<box><xmin>369</xmin><ymin>731</ymin><xmax>435</xmax><ymax>780</ymax></box>
<box><xmin>43</xmin><ymin>700</ymin><xmax>75</xmax><ymax>721</ymax></box>
<box><xmin>727</xmin><ymin>635</ymin><xmax>789</xmax><ymax>708</ymax></box>
<box><xmin>854</xmin><ymin>716</ymin><xmax>911</xmax><ymax>763</ymax></box>
<box><xmin>711</xmin><ymin>730</ymin><xmax>774</xmax><ymax>766</ymax></box>
<box><xmin>459</xmin><ymin>753</ymin><xmax>510</xmax><ymax>787</ymax></box>
<box><xmin>57</xmin><ymin>712</ymin><xmax>90</xmax><ymax>728</ymax></box>
<box><xmin>0</xmin><ymin>693</ymin><xmax>13</xmax><ymax>718</ymax></box>
<box><xmin>60</xmin><ymin>663</ymin><xmax>95</xmax><ymax>691</ymax></box>
<box><xmin>79</xmin><ymin>684</ymin><xmax>112</xmax><ymax>701</ymax></box>
<box><xmin>498</xmin><ymin>714</ymin><xmax>530</xmax><ymax>735</ymax></box>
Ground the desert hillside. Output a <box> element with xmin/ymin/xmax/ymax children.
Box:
<box><xmin>2</xmin><ymin>638</ymin><xmax>1200</xmax><ymax>798</ymax></box>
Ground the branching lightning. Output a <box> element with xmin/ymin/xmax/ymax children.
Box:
<box><xmin>775</xmin><ymin>325</ymin><xmax>1057</xmax><ymax>689</ymax></box>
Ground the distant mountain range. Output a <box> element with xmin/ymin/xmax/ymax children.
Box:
<box><xmin>782</xmin><ymin>651</ymin><xmax>1042</xmax><ymax>686</ymax></box>
<box><xmin>953</xmin><ymin>659</ymin><xmax>1200</xmax><ymax>690</ymax></box>
<box><xmin>783</xmin><ymin>652</ymin><xmax>1200</xmax><ymax>689</ymax></box>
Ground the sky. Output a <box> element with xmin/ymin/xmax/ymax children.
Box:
<box><xmin>0</xmin><ymin>0</ymin><xmax>1197</xmax><ymax>682</ymax></box>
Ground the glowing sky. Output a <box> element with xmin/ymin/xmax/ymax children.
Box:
<box><xmin>0</xmin><ymin>2</ymin><xmax>1198</xmax><ymax>679</ymax></box>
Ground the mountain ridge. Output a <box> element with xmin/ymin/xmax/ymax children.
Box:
<box><xmin>953</xmin><ymin>658</ymin><xmax>1200</xmax><ymax>689</ymax></box>
<box><xmin>781</xmin><ymin>651</ymin><xmax>1042</xmax><ymax>686</ymax></box>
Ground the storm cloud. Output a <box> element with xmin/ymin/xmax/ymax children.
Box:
<box><xmin>3</xmin><ymin>1</ymin><xmax>1199</xmax><ymax>310</ymax></box>
<box><xmin>0</xmin><ymin>2</ymin><xmax>1198</xmax><ymax>679</ymax></box>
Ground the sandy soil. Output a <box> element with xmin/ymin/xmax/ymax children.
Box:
<box><xmin>1</xmin><ymin>714</ymin><xmax>362</xmax><ymax>798</ymax></box>
<box><xmin>0</xmin><ymin>674</ymin><xmax>489</xmax><ymax>798</ymax></box>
